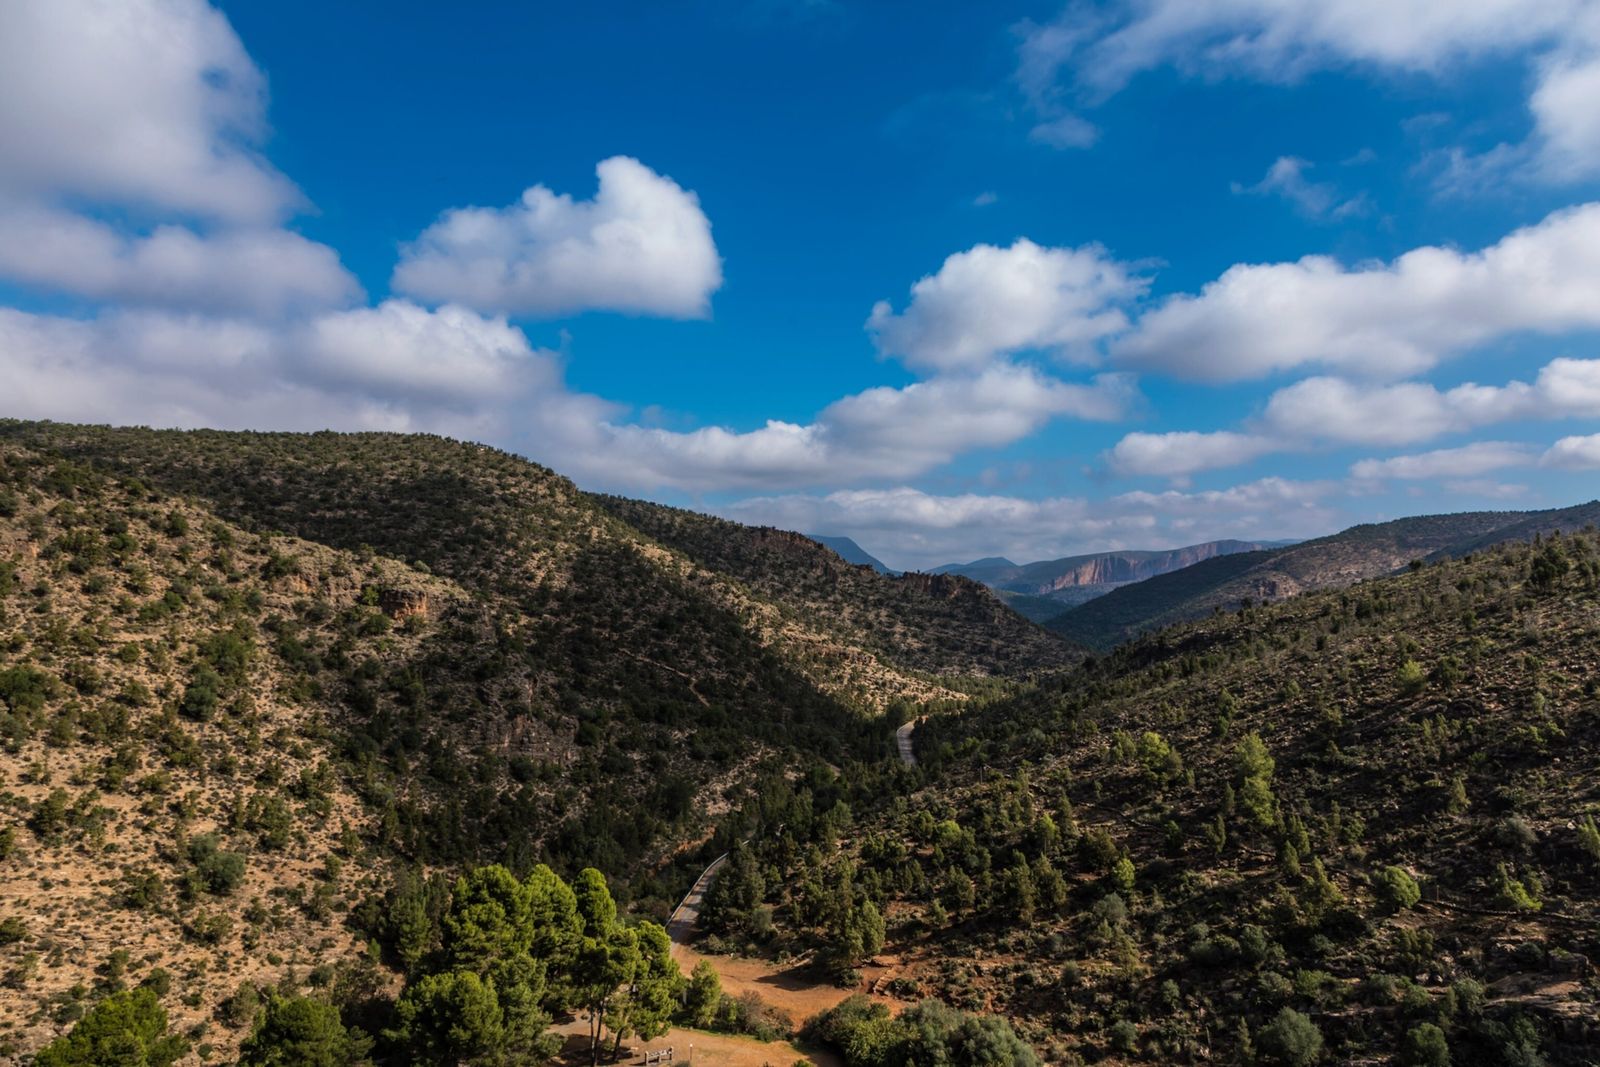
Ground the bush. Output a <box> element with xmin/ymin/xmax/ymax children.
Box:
<box><xmin>237</xmin><ymin>994</ymin><xmax>372</xmax><ymax>1066</ymax></box>
<box><xmin>1397</xmin><ymin>660</ymin><xmax>1428</xmax><ymax>697</ymax></box>
<box><xmin>188</xmin><ymin>834</ymin><xmax>247</xmax><ymax>895</ymax></box>
<box><xmin>33</xmin><ymin>988</ymin><xmax>188</xmax><ymax>1067</ymax></box>
<box><xmin>1377</xmin><ymin>866</ymin><xmax>1421</xmax><ymax>911</ymax></box>
<box><xmin>1401</xmin><ymin>1022</ymin><xmax>1450</xmax><ymax>1067</ymax></box>
<box><xmin>1257</xmin><ymin>1007</ymin><xmax>1323</xmax><ymax>1066</ymax></box>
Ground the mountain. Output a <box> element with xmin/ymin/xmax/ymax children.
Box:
<box><xmin>808</xmin><ymin>533</ymin><xmax>897</xmax><ymax>574</ymax></box>
<box><xmin>713</xmin><ymin>530</ymin><xmax>1600</xmax><ymax>1064</ymax></box>
<box><xmin>931</xmin><ymin>556</ymin><xmax>1021</xmax><ymax>584</ymax></box>
<box><xmin>0</xmin><ymin>420</ymin><xmax>1076</xmax><ymax>1060</ymax></box>
<box><xmin>936</xmin><ymin>539</ymin><xmax>1276</xmax><ymax>613</ymax></box>
<box><xmin>593</xmin><ymin>496</ymin><xmax>1071</xmax><ymax>683</ymax></box>
<box><xmin>1050</xmin><ymin>504</ymin><xmax>1600</xmax><ymax>649</ymax></box>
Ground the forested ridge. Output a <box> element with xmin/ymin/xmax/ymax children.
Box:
<box><xmin>708</xmin><ymin>530</ymin><xmax>1600</xmax><ymax>1064</ymax></box>
<box><xmin>0</xmin><ymin>423</ymin><xmax>1061</xmax><ymax>1063</ymax></box>
<box><xmin>4</xmin><ymin>420</ymin><xmax>1599</xmax><ymax>1066</ymax></box>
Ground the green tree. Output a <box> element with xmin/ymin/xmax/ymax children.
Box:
<box><xmin>390</xmin><ymin>970</ymin><xmax>506</xmax><ymax>1066</ymax></box>
<box><xmin>570</xmin><ymin>868</ymin><xmax>637</xmax><ymax>1064</ymax></box>
<box><xmin>683</xmin><ymin>960</ymin><xmax>722</xmax><ymax>1028</ymax></box>
<box><xmin>1401</xmin><ymin>1022</ymin><xmax>1450</xmax><ymax>1067</ymax></box>
<box><xmin>33</xmin><ymin>988</ymin><xmax>188</xmax><ymax>1067</ymax></box>
<box><xmin>1235</xmin><ymin>732</ymin><xmax>1278</xmax><ymax>829</ymax></box>
<box><xmin>1257</xmin><ymin>1007</ymin><xmax>1323</xmax><ymax>1066</ymax></box>
<box><xmin>1377</xmin><ymin>866</ymin><xmax>1422</xmax><ymax>911</ymax></box>
<box><xmin>1396</xmin><ymin>659</ymin><xmax>1428</xmax><ymax>697</ymax></box>
<box><xmin>1577</xmin><ymin>814</ymin><xmax>1600</xmax><ymax>864</ymax></box>
<box><xmin>605</xmin><ymin>921</ymin><xmax>683</xmax><ymax>1057</ymax></box>
<box><xmin>237</xmin><ymin>994</ymin><xmax>372</xmax><ymax>1066</ymax></box>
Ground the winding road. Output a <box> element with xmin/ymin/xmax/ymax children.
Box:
<box><xmin>668</xmin><ymin>853</ymin><xmax>728</xmax><ymax>947</ymax></box>
<box><xmin>895</xmin><ymin>718</ymin><xmax>919</xmax><ymax>767</ymax></box>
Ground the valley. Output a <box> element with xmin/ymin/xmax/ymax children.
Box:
<box><xmin>2</xmin><ymin>421</ymin><xmax>1597</xmax><ymax>1066</ymax></box>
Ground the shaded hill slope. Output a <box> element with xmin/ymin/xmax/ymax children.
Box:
<box><xmin>1050</xmin><ymin>505</ymin><xmax>1600</xmax><ymax>649</ymax></box>
<box><xmin>593</xmin><ymin>495</ymin><xmax>1075</xmax><ymax>681</ymax></box>
<box><xmin>710</xmin><ymin>529</ymin><xmax>1600</xmax><ymax>1064</ymax></box>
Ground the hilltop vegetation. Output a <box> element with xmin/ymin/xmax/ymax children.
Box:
<box><xmin>715</xmin><ymin>530</ymin><xmax>1600</xmax><ymax>1064</ymax></box>
<box><xmin>1049</xmin><ymin>505</ymin><xmax>1600</xmax><ymax>649</ymax></box>
<box><xmin>593</xmin><ymin>495</ymin><xmax>1068</xmax><ymax>680</ymax></box>
<box><xmin>0</xmin><ymin>421</ymin><xmax>1069</xmax><ymax>1062</ymax></box>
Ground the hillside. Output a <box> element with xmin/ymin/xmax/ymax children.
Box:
<box><xmin>1050</xmin><ymin>505</ymin><xmax>1600</xmax><ymax>649</ymax></box>
<box><xmin>938</xmin><ymin>540</ymin><xmax>1276</xmax><ymax>615</ymax></box>
<box><xmin>709</xmin><ymin>530</ymin><xmax>1600</xmax><ymax>1065</ymax></box>
<box><xmin>592</xmin><ymin>495</ymin><xmax>1073</xmax><ymax>682</ymax></box>
<box><xmin>0</xmin><ymin>421</ymin><xmax>1071</xmax><ymax>1062</ymax></box>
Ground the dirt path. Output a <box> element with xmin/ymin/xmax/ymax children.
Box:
<box><xmin>552</xmin><ymin>1016</ymin><xmax>840</xmax><ymax>1067</ymax></box>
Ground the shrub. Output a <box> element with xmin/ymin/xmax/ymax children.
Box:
<box><xmin>33</xmin><ymin>988</ymin><xmax>188</xmax><ymax>1067</ymax></box>
<box><xmin>237</xmin><ymin>994</ymin><xmax>372</xmax><ymax>1066</ymax></box>
<box><xmin>1257</xmin><ymin>1008</ymin><xmax>1322</xmax><ymax>1066</ymax></box>
<box><xmin>1377</xmin><ymin>866</ymin><xmax>1421</xmax><ymax>911</ymax></box>
<box><xmin>1401</xmin><ymin>1022</ymin><xmax>1450</xmax><ymax>1067</ymax></box>
<box><xmin>1397</xmin><ymin>660</ymin><xmax>1427</xmax><ymax>697</ymax></box>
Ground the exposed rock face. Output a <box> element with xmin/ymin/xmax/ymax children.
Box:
<box><xmin>896</xmin><ymin>571</ymin><xmax>988</xmax><ymax>600</ymax></box>
<box><xmin>1032</xmin><ymin>542</ymin><xmax>1261</xmax><ymax>593</ymax></box>
<box><xmin>379</xmin><ymin>587</ymin><xmax>430</xmax><ymax>621</ymax></box>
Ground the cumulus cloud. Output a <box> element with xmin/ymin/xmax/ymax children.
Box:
<box><xmin>867</xmin><ymin>239</ymin><xmax>1147</xmax><ymax>373</ymax></box>
<box><xmin>0</xmin><ymin>0</ymin><xmax>300</xmax><ymax>222</ymax></box>
<box><xmin>1231</xmin><ymin>156</ymin><xmax>1368</xmax><ymax>219</ymax></box>
<box><xmin>1262</xmin><ymin>358</ymin><xmax>1600</xmax><ymax>445</ymax></box>
<box><xmin>0</xmin><ymin>205</ymin><xmax>360</xmax><ymax>317</ymax></box>
<box><xmin>0</xmin><ymin>1</ymin><xmax>360</xmax><ymax>322</ymax></box>
<box><xmin>1017</xmin><ymin>0</ymin><xmax>1600</xmax><ymax>182</ymax></box>
<box><xmin>392</xmin><ymin>156</ymin><xmax>722</xmax><ymax>318</ymax></box>
<box><xmin>1349</xmin><ymin>441</ymin><xmax>1534</xmax><ymax>480</ymax></box>
<box><xmin>1541</xmin><ymin>433</ymin><xmax>1600</xmax><ymax>469</ymax></box>
<box><xmin>724</xmin><ymin>477</ymin><xmax>1338</xmax><ymax>570</ymax></box>
<box><xmin>0</xmin><ymin>303</ymin><xmax>567</xmax><ymax>439</ymax></box>
<box><xmin>564</xmin><ymin>366</ymin><xmax>1137</xmax><ymax>492</ymax></box>
<box><xmin>1116</xmin><ymin>203</ymin><xmax>1600</xmax><ymax>381</ymax></box>
<box><xmin>1107</xmin><ymin>430</ymin><xmax>1277</xmax><ymax>481</ymax></box>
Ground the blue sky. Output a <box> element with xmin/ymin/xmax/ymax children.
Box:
<box><xmin>3</xmin><ymin>1</ymin><xmax>1600</xmax><ymax>568</ymax></box>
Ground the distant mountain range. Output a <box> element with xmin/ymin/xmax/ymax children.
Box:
<box><xmin>932</xmin><ymin>540</ymin><xmax>1283</xmax><ymax>621</ymax></box>
<box><xmin>809</xmin><ymin>534</ymin><xmax>898</xmax><ymax>574</ymax></box>
<box><xmin>1047</xmin><ymin>502</ymin><xmax>1600</xmax><ymax>649</ymax></box>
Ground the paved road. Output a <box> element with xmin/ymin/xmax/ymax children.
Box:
<box><xmin>895</xmin><ymin>719</ymin><xmax>918</xmax><ymax>767</ymax></box>
<box><xmin>667</xmin><ymin>853</ymin><xmax>728</xmax><ymax>946</ymax></box>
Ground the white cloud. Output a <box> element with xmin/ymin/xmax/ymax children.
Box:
<box><xmin>392</xmin><ymin>156</ymin><xmax>722</xmax><ymax>318</ymax></box>
<box><xmin>724</xmin><ymin>477</ymin><xmax>1338</xmax><ymax>570</ymax></box>
<box><xmin>0</xmin><ymin>2</ymin><xmax>362</xmax><ymax>321</ymax></box>
<box><xmin>0</xmin><ymin>303</ymin><xmax>567</xmax><ymax>440</ymax></box>
<box><xmin>1541</xmin><ymin>433</ymin><xmax>1600</xmax><ymax>469</ymax></box>
<box><xmin>564</xmin><ymin>365</ymin><xmax>1137</xmax><ymax>492</ymax></box>
<box><xmin>1529</xmin><ymin>29</ymin><xmax>1600</xmax><ymax>181</ymax></box>
<box><xmin>0</xmin><ymin>0</ymin><xmax>299</xmax><ymax>222</ymax></box>
<box><xmin>1441</xmin><ymin>479</ymin><xmax>1530</xmax><ymax>499</ymax></box>
<box><xmin>0</xmin><ymin>205</ymin><xmax>359</xmax><ymax>317</ymax></box>
<box><xmin>867</xmin><ymin>239</ymin><xmax>1147</xmax><ymax>373</ymax></box>
<box><xmin>1018</xmin><ymin>0</ymin><xmax>1600</xmax><ymax>182</ymax></box>
<box><xmin>1262</xmin><ymin>377</ymin><xmax>1470</xmax><ymax>445</ymax></box>
<box><xmin>1117</xmin><ymin>203</ymin><xmax>1600</xmax><ymax>380</ymax></box>
<box><xmin>1262</xmin><ymin>358</ymin><xmax>1600</xmax><ymax>445</ymax></box>
<box><xmin>1029</xmin><ymin>114</ymin><xmax>1099</xmax><ymax>149</ymax></box>
<box><xmin>1350</xmin><ymin>441</ymin><xmax>1534</xmax><ymax>480</ymax></box>
<box><xmin>1107</xmin><ymin>430</ymin><xmax>1277</xmax><ymax>481</ymax></box>
<box><xmin>1232</xmin><ymin>156</ymin><xmax>1368</xmax><ymax>219</ymax></box>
